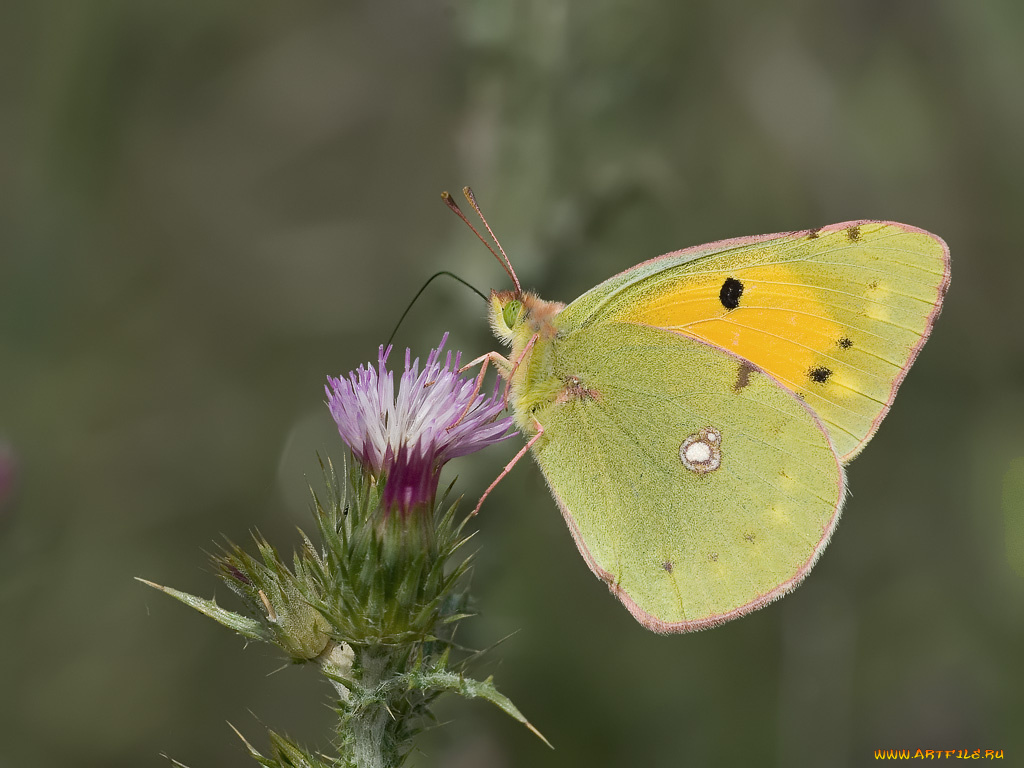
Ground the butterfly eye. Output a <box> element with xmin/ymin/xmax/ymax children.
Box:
<box><xmin>502</xmin><ymin>300</ymin><xmax>523</xmax><ymax>328</ymax></box>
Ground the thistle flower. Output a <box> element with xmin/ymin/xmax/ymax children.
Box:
<box><xmin>141</xmin><ymin>334</ymin><xmax>548</xmax><ymax>768</ymax></box>
<box><xmin>326</xmin><ymin>333</ymin><xmax>514</xmax><ymax>517</ymax></box>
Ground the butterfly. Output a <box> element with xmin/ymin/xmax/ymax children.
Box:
<box><xmin>444</xmin><ymin>188</ymin><xmax>949</xmax><ymax>633</ymax></box>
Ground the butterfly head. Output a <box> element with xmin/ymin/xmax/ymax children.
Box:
<box><xmin>488</xmin><ymin>289</ymin><xmax>524</xmax><ymax>345</ymax></box>
<box><xmin>489</xmin><ymin>289</ymin><xmax>565</xmax><ymax>349</ymax></box>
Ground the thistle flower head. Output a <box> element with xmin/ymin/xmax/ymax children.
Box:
<box><xmin>326</xmin><ymin>333</ymin><xmax>513</xmax><ymax>516</ymax></box>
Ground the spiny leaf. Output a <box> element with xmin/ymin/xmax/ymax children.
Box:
<box><xmin>401</xmin><ymin>670</ymin><xmax>552</xmax><ymax>748</ymax></box>
<box><xmin>229</xmin><ymin>723</ymin><xmax>341</xmax><ymax>768</ymax></box>
<box><xmin>136</xmin><ymin>578</ymin><xmax>270</xmax><ymax>642</ymax></box>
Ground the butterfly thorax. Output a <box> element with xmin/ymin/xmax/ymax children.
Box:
<box><xmin>489</xmin><ymin>290</ymin><xmax>567</xmax><ymax>434</ymax></box>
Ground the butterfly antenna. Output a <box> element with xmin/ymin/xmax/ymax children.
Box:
<box><xmin>462</xmin><ymin>186</ymin><xmax>521</xmax><ymax>295</ymax></box>
<box><xmin>385</xmin><ymin>271</ymin><xmax>488</xmax><ymax>349</ymax></box>
<box><xmin>442</xmin><ymin>189</ymin><xmax>522</xmax><ymax>295</ymax></box>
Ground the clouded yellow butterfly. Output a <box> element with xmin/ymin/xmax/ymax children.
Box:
<box><xmin>445</xmin><ymin>189</ymin><xmax>949</xmax><ymax>633</ymax></box>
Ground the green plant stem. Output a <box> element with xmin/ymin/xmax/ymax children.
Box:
<box><xmin>352</xmin><ymin>650</ymin><xmax>390</xmax><ymax>768</ymax></box>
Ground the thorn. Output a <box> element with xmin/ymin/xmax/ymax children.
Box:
<box><xmin>258</xmin><ymin>589</ymin><xmax>277</xmax><ymax>621</ymax></box>
<box><xmin>227</xmin><ymin>722</ymin><xmax>258</xmax><ymax>752</ymax></box>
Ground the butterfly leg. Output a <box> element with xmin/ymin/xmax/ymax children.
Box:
<box><xmin>472</xmin><ymin>416</ymin><xmax>544</xmax><ymax>515</ymax></box>
<box><xmin>447</xmin><ymin>350</ymin><xmax>512</xmax><ymax>432</ymax></box>
<box><xmin>449</xmin><ymin>333</ymin><xmax>539</xmax><ymax>430</ymax></box>
<box><xmin>458</xmin><ymin>350</ymin><xmax>513</xmax><ymax>379</ymax></box>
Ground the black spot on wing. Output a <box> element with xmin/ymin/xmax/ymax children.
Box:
<box><xmin>837</xmin><ymin>337</ymin><xmax>853</xmax><ymax>349</ymax></box>
<box><xmin>846</xmin><ymin>225</ymin><xmax>862</xmax><ymax>242</ymax></box>
<box><xmin>806</xmin><ymin>227</ymin><xmax>822</xmax><ymax>239</ymax></box>
<box><xmin>809</xmin><ymin>366</ymin><xmax>833</xmax><ymax>384</ymax></box>
<box><xmin>719</xmin><ymin>277</ymin><xmax>744</xmax><ymax>310</ymax></box>
<box><xmin>662</xmin><ymin>561</ymin><xmax>673</xmax><ymax>572</ymax></box>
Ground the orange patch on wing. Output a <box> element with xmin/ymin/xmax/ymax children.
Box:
<box><xmin>618</xmin><ymin>263</ymin><xmax>845</xmax><ymax>396</ymax></box>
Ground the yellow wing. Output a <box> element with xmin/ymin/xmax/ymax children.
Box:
<box><xmin>560</xmin><ymin>221</ymin><xmax>949</xmax><ymax>462</ymax></box>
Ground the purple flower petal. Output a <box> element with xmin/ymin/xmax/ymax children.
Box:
<box><xmin>326</xmin><ymin>335</ymin><xmax>514</xmax><ymax>516</ymax></box>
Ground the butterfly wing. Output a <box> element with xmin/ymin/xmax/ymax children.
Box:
<box><xmin>527</xmin><ymin>321</ymin><xmax>845</xmax><ymax>632</ymax></box>
<box><xmin>557</xmin><ymin>222</ymin><xmax>949</xmax><ymax>462</ymax></box>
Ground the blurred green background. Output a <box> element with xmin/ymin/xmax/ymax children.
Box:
<box><xmin>2</xmin><ymin>1</ymin><xmax>1023</xmax><ymax>766</ymax></box>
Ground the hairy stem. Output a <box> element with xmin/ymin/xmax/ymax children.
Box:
<box><xmin>350</xmin><ymin>650</ymin><xmax>391</xmax><ymax>768</ymax></box>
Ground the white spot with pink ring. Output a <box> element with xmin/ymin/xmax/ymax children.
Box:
<box><xmin>680</xmin><ymin>427</ymin><xmax>722</xmax><ymax>474</ymax></box>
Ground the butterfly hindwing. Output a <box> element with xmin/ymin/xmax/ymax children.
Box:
<box><xmin>528</xmin><ymin>321</ymin><xmax>845</xmax><ymax>631</ymax></box>
<box><xmin>559</xmin><ymin>222</ymin><xmax>949</xmax><ymax>461</ymax></box>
